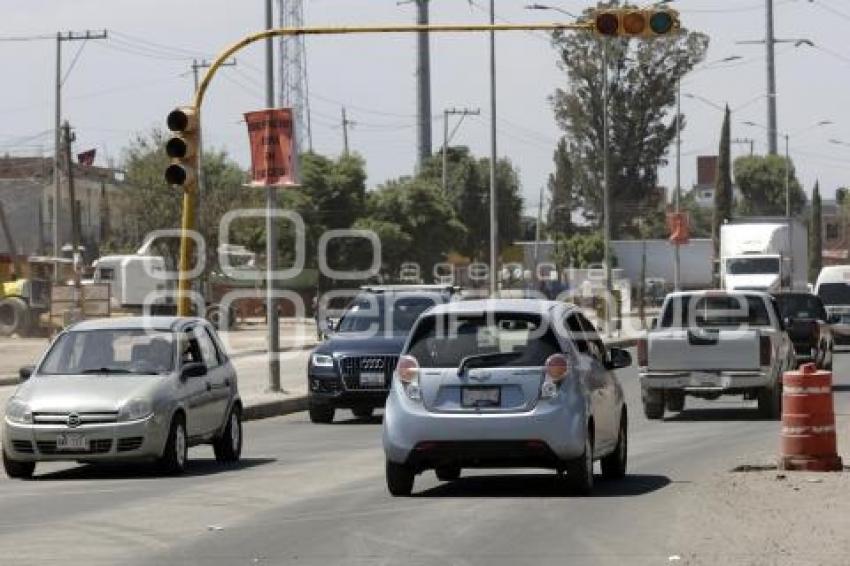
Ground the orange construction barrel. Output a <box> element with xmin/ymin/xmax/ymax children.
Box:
<box><xmin>779</xmin><ymin>363</ymin><xmax>843</xmax><ymax>472</ymax></box>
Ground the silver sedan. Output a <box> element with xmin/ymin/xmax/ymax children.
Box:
<box><xmin>382</xmin><ymin>300</ymin><xmax>631</xmax><ymax>496</ymax></box>
<box><xmin>3</xmin><ymin>317</ymin><xmax>243</xmax><ymax>479</ymax></box>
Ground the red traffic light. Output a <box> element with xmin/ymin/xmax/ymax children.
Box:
<box><xmin>595</xmin><ymin>12</ymin><xmax>619</xmax><ymax>36</ymax></box>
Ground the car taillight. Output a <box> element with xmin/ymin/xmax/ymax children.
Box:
<box><xmin>397</xmin><ymin>355</ymin><xmax>420</xmax><ymax>384</ymax></box>
<box><xmin>544</xmin><ymin>354</ymin><xmax>570</xmax><ymax>383</ymax></box>
<box><xmin>759</xmin><ymin>335</ymin><xmax>772</xmax><ymax>366</ymax></box>
<box><xmin>637</xmin><ymin>338</ymin><xmax>648</xmax><ymax>367</ymax></box>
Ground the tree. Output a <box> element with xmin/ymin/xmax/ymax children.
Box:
<box><xmin>362</xmin><ymin>177</ymin><xmax>466</xmax><ymax>278</ymax></box>
<box><xmin>418</xmin><ymin>148</ymin><xmax>523</xmax><ymax>260</ymax></box>
<box><xmin>811</xmin><ymin>181</ymin><xmax>823</xmax><ymax>281</ymax></box>
<box><xmin>550</xmin><ymin>0</ymin><xmax>709</xmax><ymax>237</ymax></box>
<box><xmin>713</xmin><ymin>105</ymin><xmax>733</xmax><ymax>256</ymax></box>
<box><xmin>733</xmin><ymin>155</ymin><xmax>806</xmax><ymax>217</ymax></box>
<box><xmin>551</xmin><ymin>232</ymin><xmax>613</xmax><ymax>269</ymax></box>
<box><xmin>546</xmin><ymin>137</ymin><xmax>574</xmax><ymax>239</ymax></box>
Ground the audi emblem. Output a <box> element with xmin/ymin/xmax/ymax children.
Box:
<box><xmin>360</xmin><ymin>358</ymin><xmax>385</xmax><ymax>370</ymax></box>
<box><xmin>67</xmin><ymin>413</ymin><xmax>81</xmax><ymax>428</ymax></box>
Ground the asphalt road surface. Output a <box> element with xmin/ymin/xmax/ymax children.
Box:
<box><xmin>2</xmin><ymin>351</ymin><xmax>849</xmax><ymax>566</ymax></box>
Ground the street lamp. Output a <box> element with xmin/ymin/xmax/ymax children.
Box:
<box><xmin>744</xmin><ymin>119</ymin><xmax>833</xmax><ymax>217</ymax></box>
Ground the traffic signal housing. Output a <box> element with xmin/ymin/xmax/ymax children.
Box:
<box><xmin>165</xmin><ymin>106</ymin><xmax>199</xmax><ymax>188</ymax></box>
<box><xmin>591</xmin><ymin>8</ymin><xmax>680</xmax><ymax>38</ymax></box>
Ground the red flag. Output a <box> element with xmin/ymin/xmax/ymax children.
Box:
<box><xmin>77</xmin><ymin>149</ymin><xmax>96</xmax><ymax>166</ymax></box>
<box><xmin>244</xmin><ymin>108</ymin><xmax>298</xmax><ymax>187</ymax></box>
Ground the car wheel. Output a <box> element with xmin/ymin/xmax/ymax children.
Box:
<box><xmin>308</xmin><ymin>403</ymin><xmax>335</xmax><ymax>424</ymax></box>
<box><xmin>565</xmin><ymin>428</ymin><xmax>594</xmax><ymax>496</ymax></box>
<box><xmin>2</xmin><ymin>449</ymin><xmax>34</xmax><ymax>479</ymax></box>
<box><xmin>213</xmin><ymin>405</ymin><xmax>243</xmax><ymax>463</ymax></box>
<box><xmin>665</xmin><ymin>391</ymin><xmax>685</xmax><ymax>412</ymax></box>
<box><xmin>386</xmin><ymin>460</ymin><xmax>415</xmax><ymax>496</ymax></box>
<box><xmin>435</xmin><ymin>466</ymin><xmax>461</xmax><ymax>482</ymax></box>
<box><xmin>352</xmin><ymin>407</ymin><xmax>373</xmax><ymax>420</ymax></box>
<box><xmin>601</xmin><ymin>411</ymin><xmax>627</xmax><ymax>480</ymax></box>
<box><xmin>757</xmin><ymin>385</ymin><xmax>782</xmax><ymax>420</ymax></box>
<box><xmin>642</xmin><ymin>389</ymin><xmax>665</xmax><ymax>420</ymax></box>
<box><xmin>158</xmin><ymin>414</ymin><xmax>188</xmax><ymax>474</ymax></box>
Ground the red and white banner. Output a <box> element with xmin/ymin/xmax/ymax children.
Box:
<box><xmin>244</xmin><ymin>108</ymin><xmax>298</xmax><ymax>187</ymax></box>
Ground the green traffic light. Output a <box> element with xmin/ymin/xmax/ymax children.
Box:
<box><xmin>649</xmin><ymin>11</ymin><xmax>674</xmax><ymax>35</ymax></box>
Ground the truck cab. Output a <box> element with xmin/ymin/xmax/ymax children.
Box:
<box><xmin>723</xmin><ymin>254</ymin><xmax>783</xmax><ymax>292</ymax></box>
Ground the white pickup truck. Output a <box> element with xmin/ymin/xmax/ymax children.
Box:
<box><xmin>638</xmin><ymin>291</ymin><xmax>795</xmax><ymax>420</ymax></box>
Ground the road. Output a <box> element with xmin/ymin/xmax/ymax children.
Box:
<box><xmin>1</xmin><ymin>352</ymin><xmax>849</xmax><ymax>565</ymax></box>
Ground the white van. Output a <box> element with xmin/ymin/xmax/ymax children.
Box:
<box><xmin>92</xmin><ymin>255</ymin><xmax>170</xmax><ymax>309</ymax></box>
<box><xmin>814</xmin><ymin>265</ymin><xmax>850</xmax><ymax>343</ymax></box>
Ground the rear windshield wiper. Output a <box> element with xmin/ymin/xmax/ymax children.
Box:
<box><xmin>81</xmin><ymin>367</ymin><xmax>133</xmax><ymax>374</ymax></box>
<box><xmin>459</xmin><ymin>351</ymin><xmax>523</xmax><ymax>375</ymax></box>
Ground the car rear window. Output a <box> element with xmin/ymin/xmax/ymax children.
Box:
<box><xmin>775</xmin><ymin>294</ymin><xmax>827</xmax><ymax>320</ymax></box>
<box><xmin>406</xmin><ymin>313</ymin><xmax>560</xmax><ymax>369</ymax></box>
<box><xmin>661</xmin><ymin>295</ymin><xmax>772</xmax><ymax>328</ymax></box>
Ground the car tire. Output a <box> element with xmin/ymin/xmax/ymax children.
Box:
<box><xmin>308</xmin><ymin>403</ymin><xmax>335</xmax><ymax>424</ymax></box>
<box><xmin>0</xmin><ymin>297</ymin><xmax>30</xmax><ymax>337</ymax></box>
<box><xmin>565</xmin><ymin>428</ymin><xmax>594</xmax><ymax>496</ymax></box>
<box><xmin>352</xmin><ymin>407</ymin><xmax>373</xmax><ymax>420</ymax></box>
<box><xmin>601</xmin><ymin>411</ymin><xmax>627</xmax><ymax>480</ymax></box>
<box><xmin>158</xmin><ymin>414</ymin><xmax>188</xmax><ymax>475</ymax></box>
<box><xmin>213</xmin><ymin>405</ymin><xmax>243</xmax><ymax>463</ymax></box>
<box><xmin>2</xmin><ymin>449</ymin><xmax>34</xmax><ymax>479</ymax></box>
<box><xmin>435</xmin><ymin>466</ymin><xmax>461</xmax><ymax>482</ymax></box>
<box><xmin>386</xmin><ymin>460</ymin><xmax>415</xmax><ymax>496</ymax></box>
<box><xmin>665</xmin><ymin>391</ymin><xmax>685</xmax><ymax>413</ymax></box>
<box><xmin>758</xmin><ymin>385</ymin><xmax>782</xmax><ymax>420</ymax></box>
<box><xmin>642</xmin><ymin>389</ymin><xmax>665</xmax><ymax>420</ymax></box>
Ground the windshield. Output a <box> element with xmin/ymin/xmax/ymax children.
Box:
<box><xmin>817</xmin><ymin>283</ymin><xmax>850</xmax><ymax>306</ymax></box>
<box><xmin>337</xmin><ymin>295</ymin><xmax>440</xmax><ymax>335</ymax></box>
<box><xmin>661</xmin><ymin>295</ymin><xmax>772</xmax><ymax>328</ymax></box>
<box><xmin>726</xmin><ymin>257</ymin><xmax>781</xmax><ymax>275</ymax></box>
<box><xmin>39</xmin><ymin>329</ymin><xmax>176</xmax><ymax>375</ymax></box>
<box><xmin>775</xmin><ymin>294</ymin><xmax>827</xmax><ymax>320</ymax></box>
<box><xmin>407</xmin><ymin>313</ymin><xmax>559</xmax><ymax>369</ymax></box>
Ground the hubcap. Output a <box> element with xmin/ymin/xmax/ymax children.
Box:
<box><xmin>175</xmin><ymin>424</ymin><xmax>186</xmax><ymax>467</ymax></box>
<box><xmin>230</xmin><ymin>413</ymin><xmax>240</xmax><ymax>452</ymax></box>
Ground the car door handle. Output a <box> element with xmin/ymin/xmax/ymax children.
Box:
<box><xmin>205</xmin><ymin>382</ymin><xmax>212</xmax><ymax>392</ymax></box>
<box><xmin>224</xmin><ymin>378</ymin><xmax>231</xmax><ymax>387</ymax></box>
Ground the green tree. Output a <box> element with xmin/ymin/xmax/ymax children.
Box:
<box><xmin>550</xmin><ymin>0</ymin><xmax>709</xmax><ymax>237</ymax></box>
<box><xmin>713</xmin><ymin>105</ymin><xmax>733</xmax><ymax>256</ymax></box>
<box><xmin>363</xmin><ymin>177</ymin><xmax>466</xmax><ymax>277</ymax></box>
<box><xmin>733</xmin><ymin>154</ymin><xmax>806</xmax><ymax>216</ymax></box>
<box><xmin>552</xmin><ymin>232</ymin><xmax>613</xmax><ymax>269</ymax></box>
<box><xmin>546</xmin><ymin>137</ymin><xmax>574</xmax><ymax>239</ymax></box>
<box><xmin>811</xmin><ymin>181</ymin><xmax>823</xmax><ymax>281</ymax></box>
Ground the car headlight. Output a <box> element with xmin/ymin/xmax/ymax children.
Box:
<box><xmin>6</xmin><ymin>399</ymin><xmax>32</xmax><ymax>424</ymax></box>
<box><xmin>311</xmin><ymin>354</ymin><xmax>334</xmax><ymax>368</ymax></box>
<box><xmin>120</xmin><ymin>399</ymin><xmax>153</xmax><ymax>422</ymax></box>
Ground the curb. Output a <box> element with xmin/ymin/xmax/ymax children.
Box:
<box><xmin>229</xmin><ymin>343</ymin><xmax>317</xmax><ymax>360</ymax></box>
<box><xmin>0</xmin><ymin>376</ymin><xmax>18</xmax><ymax>387</ymax></box>
<box><xmin>243</xmin><ymin>395</ymin><xmax>308</xmax><ymax>421</ymax></box>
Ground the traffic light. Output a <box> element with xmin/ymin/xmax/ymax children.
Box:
<box><xmin>165</xmin><ymin>106</ymin><xmax>199</xmax><ymax>188</ymax></box>
<box><xmin>591</xmin><ymin>8</ymin><xmax>679</xmax><ymax>38</ymax></box>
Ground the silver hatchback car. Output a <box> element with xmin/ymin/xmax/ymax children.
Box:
<box><xmin>382</xmin><ymin>300</ymin><xmax>631</xmax><ymax>496</ymax></box>
<box><xmin>3</xmin><ymin>317</ymin><xmax>243</xmax><ymax>479</ymax></box>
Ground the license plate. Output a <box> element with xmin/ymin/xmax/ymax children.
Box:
<box><xmin>462</xmin><ymin>386</ymin><xmax>501</xmax><ymax>408</ymax></box>
<box><xmin>360</xmin><ymin>371</ymin><xmax>385</xmax><ymax>387</ymax></box>
<box><xmin>56</xmin><ymin>433</ymin><xmax>88</xmax><ymax>451</ymax></box>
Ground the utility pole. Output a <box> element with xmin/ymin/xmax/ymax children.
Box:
<box><xmin>674</xmin><ymin>79</ymin><xmax>682</xmax><ymax>291</ymax></box>
<box><xmin>264</xmin><ymin>0</ymin><xmax>281</xmax><ymax>392</ymax></box>
<box><xmin>733</xmin><ymin>137</ymin><xmax>755</xmax><ymax>155</ymax></box>
<box><xmin>62</xmin><ymin>121</ymin><xmax>82</xmax><ymax>307</ymax></box>
<box><xmin>765</xmin><ymin>0</ymin><xmax>777</xmax><ymax>155</ymax></box>
<box><xmin>489</xmin><ymin>0</ymin><xmax>499</xmax><ymax>296</ymax></box>
<box><xmin>442</xmin><ymin>107</ymin><xmax>480</xmax><ymax>193</ymax></box>
<box><xmin>602</xmin><ymin>40</ymin><xmax>612</xmax><ymax>334</ymax></box>
<box><xmin>415</xmin><ymin>0</ymin><xmax>433</xmax><ymax>171</ymax></box>
<box><xmin>534</xmin><ymin>185</ymin><xmax>544</xmax><ymax>284</ymax></box>
<box><xmin>54</xmin><ymin>30</ymin><xmax>107</xmax><ymax>280</ymax></box>
<box><xmin>785</xmin><ymin>133</ymin><xmax>791</xmax><ymax>218</ymax></box>
<box><xmin>340</xmin><ymin>106</ymin><xmax>355</xmax><ymax>155</ymax></box>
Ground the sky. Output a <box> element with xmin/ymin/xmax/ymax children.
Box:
<box><xmin>2</xmin><ymin>0</ymin><xmax>849</xmax><ymax>217</ymax></box>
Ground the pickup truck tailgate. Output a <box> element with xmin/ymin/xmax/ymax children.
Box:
<box><xmin>648</xmin><ymin>329</ymin><xmax>761</xmax><ymax>371</ymax></box>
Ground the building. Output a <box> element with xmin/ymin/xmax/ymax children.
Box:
<box><xmin>819</xmin><ymin>198</ymin><xmax>848</xmax><ymax>264</ymax></box>
<box><xmin>0</xmin><ymin>156</ymin><xmax>129</xmax><ymax>262</ymax></box>
<box><xmin>688</xmin><ymin>155</ymin><xmax>740</xmax><ymax>208</ymax></box>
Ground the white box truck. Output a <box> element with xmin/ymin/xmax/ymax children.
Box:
<box><xmin>720</xmin><ymin>218</ymin><xmax>808</xmax><ymax>292</ymax></box>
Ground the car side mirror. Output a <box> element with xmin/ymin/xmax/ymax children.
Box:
<box><xmin>19</xmin><ymin>365</ymin><xmax>34</xmax><ymax>381</ymax></box>
<box><xmin>607</xmin><ymin>348</ymin><xmax>632</xmax><ymax>370</ymax></box>
<box><xmin>650</xmin><ymin>318</ymin><xmax>658</xmax><ymax>330</ymax></box>
<box><xmin>783</xmin><ymin>317</ymin><xmax>793</xmax><ymax>330</ymax></box>
<box><xmin>181</xmin><ymin>362</ymin><xmax>207</xmax><ymax>379</ymax></box>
